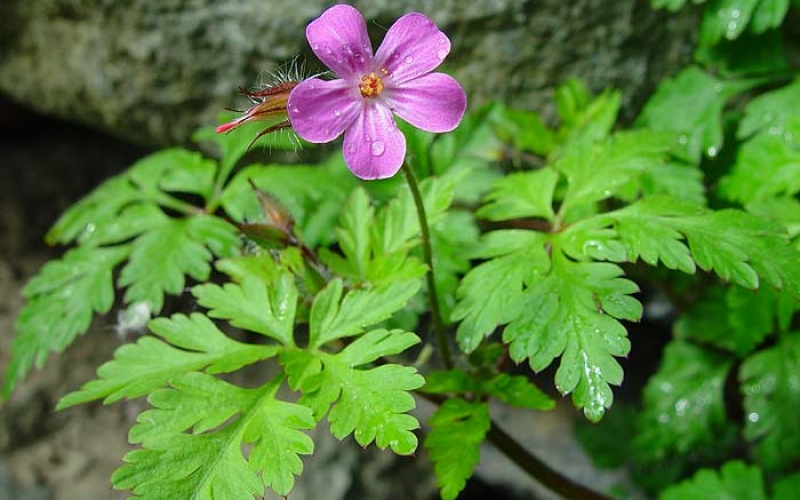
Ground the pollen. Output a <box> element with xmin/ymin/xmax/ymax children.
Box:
<box><xmin>359</xmin><ymin>72</ymin><xmax>384</xmax><ymax>98</ymax></box>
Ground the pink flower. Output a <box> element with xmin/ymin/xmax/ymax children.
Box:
<box><xmin>287</xmin><ymin>5</ymin><xmax>467</xmax><ymax>180</ymax></box>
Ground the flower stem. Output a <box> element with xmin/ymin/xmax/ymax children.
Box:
<box><xmin>486</xmin><ymin>423</ymin><xmax>614</xmax><ymax>500</ymax></box>
<box><xmin>401</xmin><ymin>163</ymin><xmax>453</xmax><ymax>370</ymax></box>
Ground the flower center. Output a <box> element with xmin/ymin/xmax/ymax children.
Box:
<box><xmin>359</xmin><ymin>72</ymin><xmax>384</xmax><ymax>98</ymax></box>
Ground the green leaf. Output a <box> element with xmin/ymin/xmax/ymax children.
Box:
<box><xmin>555</xmin><ymin>78</ymin><xmax>593</xmax><ymax>127</ymax></box>
<box><xmin>773</xmin><ymin>473</ymin><xmax>800</xmax><ymax>500</ymax></box>
<box><xmin>372</xmin><ymin>168</ymin><xmax>465</xmax><ymax>256</ymax></box>
<box><xmin>694</xmin><ymin>30</ymin><xmax>789</xmax><ymax>77</ymax></box>
<box><xmin>636</xmin><ymin>66</ymin><xmax>750</xmax><ymax>163</ymax></box>
<box><xmin>476</xmin><ymin>169</ymin><xmax>558</xmax><ymax>222</ymax></box>
<box><xmin>658</xmin><ymin>461</ymin><xmax>767</xmax><ymax>500</ymax></box>
<box><xmin>611</xmin><ymin>200</ymin><xmax>698</xmax><ymax>274</ymax></box>
<box><xmin>57</xmin><ymin>313</ymin><xmax>276</xmax><ymax>408</ymax></box>
<box><xmin>213</xmin><ymin>252</ymin><xmax>284</xmax><ymax>284</ymax></box>
<box><xmin>639</xmin><ymin>160</ymin><xmax>706</xmax><ymax>206</ymax></box>
<box><xmin>4</xmin><ymin>246</ymin><xmax>129</xmax><ymax>398</ymax></box>
<box><xmin>699</xmin><ymin>0</ymin><xmax>760</xmax><ymax>46</ymax></box>
<box><xmin>335</xmin><ymin>187</ymin><xmax>374</xmax><ymax>281</ymax></box>
<box><xmin>503</xmin><ymin>254</ymin><xmax>638</xmax><ymax>421</ymax></box>
<box><xmin>676</xmin><ymin>285</ymin><xmax>792</xmax><ymax>356</ymax></box>
<box><xmin>453</xmin><ymin>231</ymin><xmax>550</xmax><ymax>353</ymax></box>
<box><xmin>113</xmin><ymin>373</ymin><xmax>314</xmax><ymax>498</ymax></box>
<box><xmin>220</xmin><ymin>162</ymin><xmax>356</xmax><ymax>248</ymax></box>
<box><xmin>750</xmin><ymin>0</ymin><xmax>790</xmax><ymax>32</ymax></box>
<box><xmin>425</xmin><ymin>398</ymin><xmax>491</xmax><ymax>500</ymax></box>
<box><xmin>740</xmin><ymin>334</ymin><xmax>800</xmax><ymax>470</ymax></box>
<box><xmin>119</xmin><ymin>216</ymin><xmax>239</xmax><ymax>313</ymax></box>
<box><xmin>490</xmin><ymin>104</ymin><xmax>554</xmax><ymax>155</ymax></box>
<box><xmin>738</xmin><ymin>81</ymin><xmax>800</xmax><ymax>139</ymax></box>
<box><xmin>720</xmin><ymin>123</ymin><xmax>800</xmax><ymax>203</ymax></box>
<box><xmin>635</xmin><ymin>341</ymin><xmax>734</xmax><ymax>461</ymax></box>
<box><xmin>559</xmin><ymin>88</ymin><xmax>621</xmax><ymax>147</ymax></box>
<box><xmin>45</xmin><ymin>175</ymin><xmax>148</xmax><ymax>246</ymax></box>
<box><xmin>611</xmin><ymin>197</ymin><xmax>800</xmax><ymax>296</ymax></box>
<box><xmin>745</xmin><ymin>197</ymin><xmax>800</xmax><ymax>240</ymax></box>
<box><xmin>153</xmin><ymin>149</ymin><xmax>218</xmax><ymax>202</ymax></box>
<box><xmin>309</xmin><ymin>278</ymin><xmax>421</xmax><ymax>349</ymax></box>
<box><xmin>557</xmin><ymin>130</ymin><xmax>674</xmax><ymax>214</ymax></box>
<box><xmin>44</xmin><ymin>148</ymin><xmax>219</xmax><ymax>247</ymax></box>
<box><xmin>430</xmin><ymin>210</ymin><xmax>481</xmax><ymax>324</ymax></box>
<box><xmin>482</xmin><ymin>373</ymin><xmax>555</xmax><ymax>410</ymax></box>
<box><xmin>283</xmin><ymin>330</ymin><xmax>424</xmax><ymax>454</ymax></box>
<box><xmin>193</xmin><ymin>272</ymin><xmax>297</xmax><ymax>346</ymax></box>
<box><xmin>422</xmin><ymin>369</ymin><xmax>481</xmax><ymax>395</ymax></box>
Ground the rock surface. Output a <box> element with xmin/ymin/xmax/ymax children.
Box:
<box><xmin>0</xmin><ymin>0</ymin><xmax>696</xmax><ymax>146</ymax></box>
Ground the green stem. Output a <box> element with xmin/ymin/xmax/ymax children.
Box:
<box><xmin>486</xmin><ymin>421</ymin><xmax>614</xmax><ymax>500</ymax></box>
<box><xmin>401</xmin><ymin>163</ymin><xmax>453</xmax><ymax>370</ymax></box>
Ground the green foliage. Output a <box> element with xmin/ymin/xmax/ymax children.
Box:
<box><xmin>425</xmin><ymin>398</ymin><xmax>491</xmax><ymax>500</ymax></box>
<box><xmin>5</xmin><ymin>246</ymin><xmax>128</xmax><ymax>398</ymax></box>
<box><xmin>636</xmin><ymin>66</ymin><xmax>751</xmax><ymax>163</ymax></box>
<box><xmin>635</xmin><ymin>341</ymin><xmax>735</xmax><ymax>462</ymax></box>
<box><xmin>424</xmin><ymin>369</ymin><xmax>554</xmax><ymax>411</ymax></box>
<box><xmin>740</xmin><ymin>334</ymin><xmax>800</xmax><ymax>471</ymax></box>
<box><xmin>113</xmin><ymin>374</ymin><xmax>314</xmax><ymax>499</ymax></box>
<box><xmin>658</xmin><ymin>461</ymin><xmax>767</xmax><ymax>500</ymax></box>
<box><xmin>281</xmin><ymin>329</ymin><xmax>424</xmax><ymax>454</ymax></box>
<box><xmin>7</xmin><ymin>6</ymin><xmax>800</xmax><ymax>495</ymax></box>
<box><xmin>57</xmin><ymin>313</ymin><xmax>278</xmax><ymax>408</ymax></box>
<box><xmin>193</xmin><ymin>273</ymin><xmax>298</xmax><ymax>346</ymax></box>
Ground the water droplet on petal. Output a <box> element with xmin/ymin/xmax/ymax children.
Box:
<box><xmin>438</xmin><ymin>37</ymin><xmax>447</xmax><ymax>45</ymax></box>
<box><xmin>325</xmin><ymin>46</ymin><xmax>333</xmax><ymax>55</ymax></box>
<box><xmin>311</xmin><ymin>43</ymin><xmax>319</xmax><ymax>50</ymax></box>
<box><xmin>334</xmin><ymin>109</ymin><xmax>341</xmax><ymax>117</ymax></box>
<box><xmin>346</xmin><ymin>142</ymin><xmax>357</xmax><ymax>153</ymax></box>
<box><xmin>404</xmin><ymin>55</ymin><xmax>414</xmax><ymax>64</ymax></box>
<box><xmin>437</xmin><ymin>49</ymin><xmax>447</xmax><ymax>60</ymax></box>
<box><xmin>371</xmin><ymin>141</ymin><xmax>385</xmax><ymax>156</ymax></box>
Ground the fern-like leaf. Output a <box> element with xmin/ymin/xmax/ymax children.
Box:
<box><xmin>113</xmin><ymin>373</ymin><xmax>314</xmax><ymax>498</ymax></box>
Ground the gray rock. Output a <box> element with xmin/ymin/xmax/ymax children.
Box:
<box><xmin>0</xmin><ymin>0</ymin><xmax>696</xmax><ymax>147</ymax></box>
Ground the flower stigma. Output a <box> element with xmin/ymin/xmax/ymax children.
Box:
<box><xmin>359</xmin><ymin>72</ymin><xmax>384</xmax><ymax>98</ymax></box>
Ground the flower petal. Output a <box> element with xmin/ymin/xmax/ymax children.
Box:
<box><xmin>343</xmin><ymin>102</ymin><xmax>406</xmax><ymax>180</ymax></box>
<box><xmin>287</xmin><ymin>78</ymin><xmax>360</xmax><ymax>143</ymax></box>
<box><xmin>306</xmin><ymin>4</ymin><xmax>374</xmax><ymax>79</ymax></box>
<box><xmin>384</xmin><ymin>73</ymin><xmax>467</xmax><ymax>133</ymax></box>
<box><xmin>375</xmin><ymin>13</ymin><xmax>451</xmax><ymax>85</ymax></box>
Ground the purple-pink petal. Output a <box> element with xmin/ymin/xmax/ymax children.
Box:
<box><xmin>305</xmin><ymin>4</ymin><xmax>373</xmax><ymax>79</ymax></box>
<box><xmin>343</xmin><ymin>103</ymin><xmax>406</xmax><ymax>180</ymax></box>
<box><xmin>287</xmin><ymin>78</ymin><xmax>360</xmax><ymax>143</ymax></box>
<box><xmin>375</xmin><ymin>13</ymin><xmax>451</xmax><ymax>85</ymax></box>
<box><xmin>383</xmin><ymin>73</ymin><xmax>467</xmax><ymax>133</ymax></box>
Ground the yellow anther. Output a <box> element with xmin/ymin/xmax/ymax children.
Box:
<box><xmin>359</xmin><ymin>72</ymin><xmax>384</xmax><ymax>98</ymax></box>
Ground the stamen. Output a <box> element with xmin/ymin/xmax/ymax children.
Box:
<box><xmin>359</xmin><ymin>72</ymin><xmax>384</xmax><ymax>98</ymax></box>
